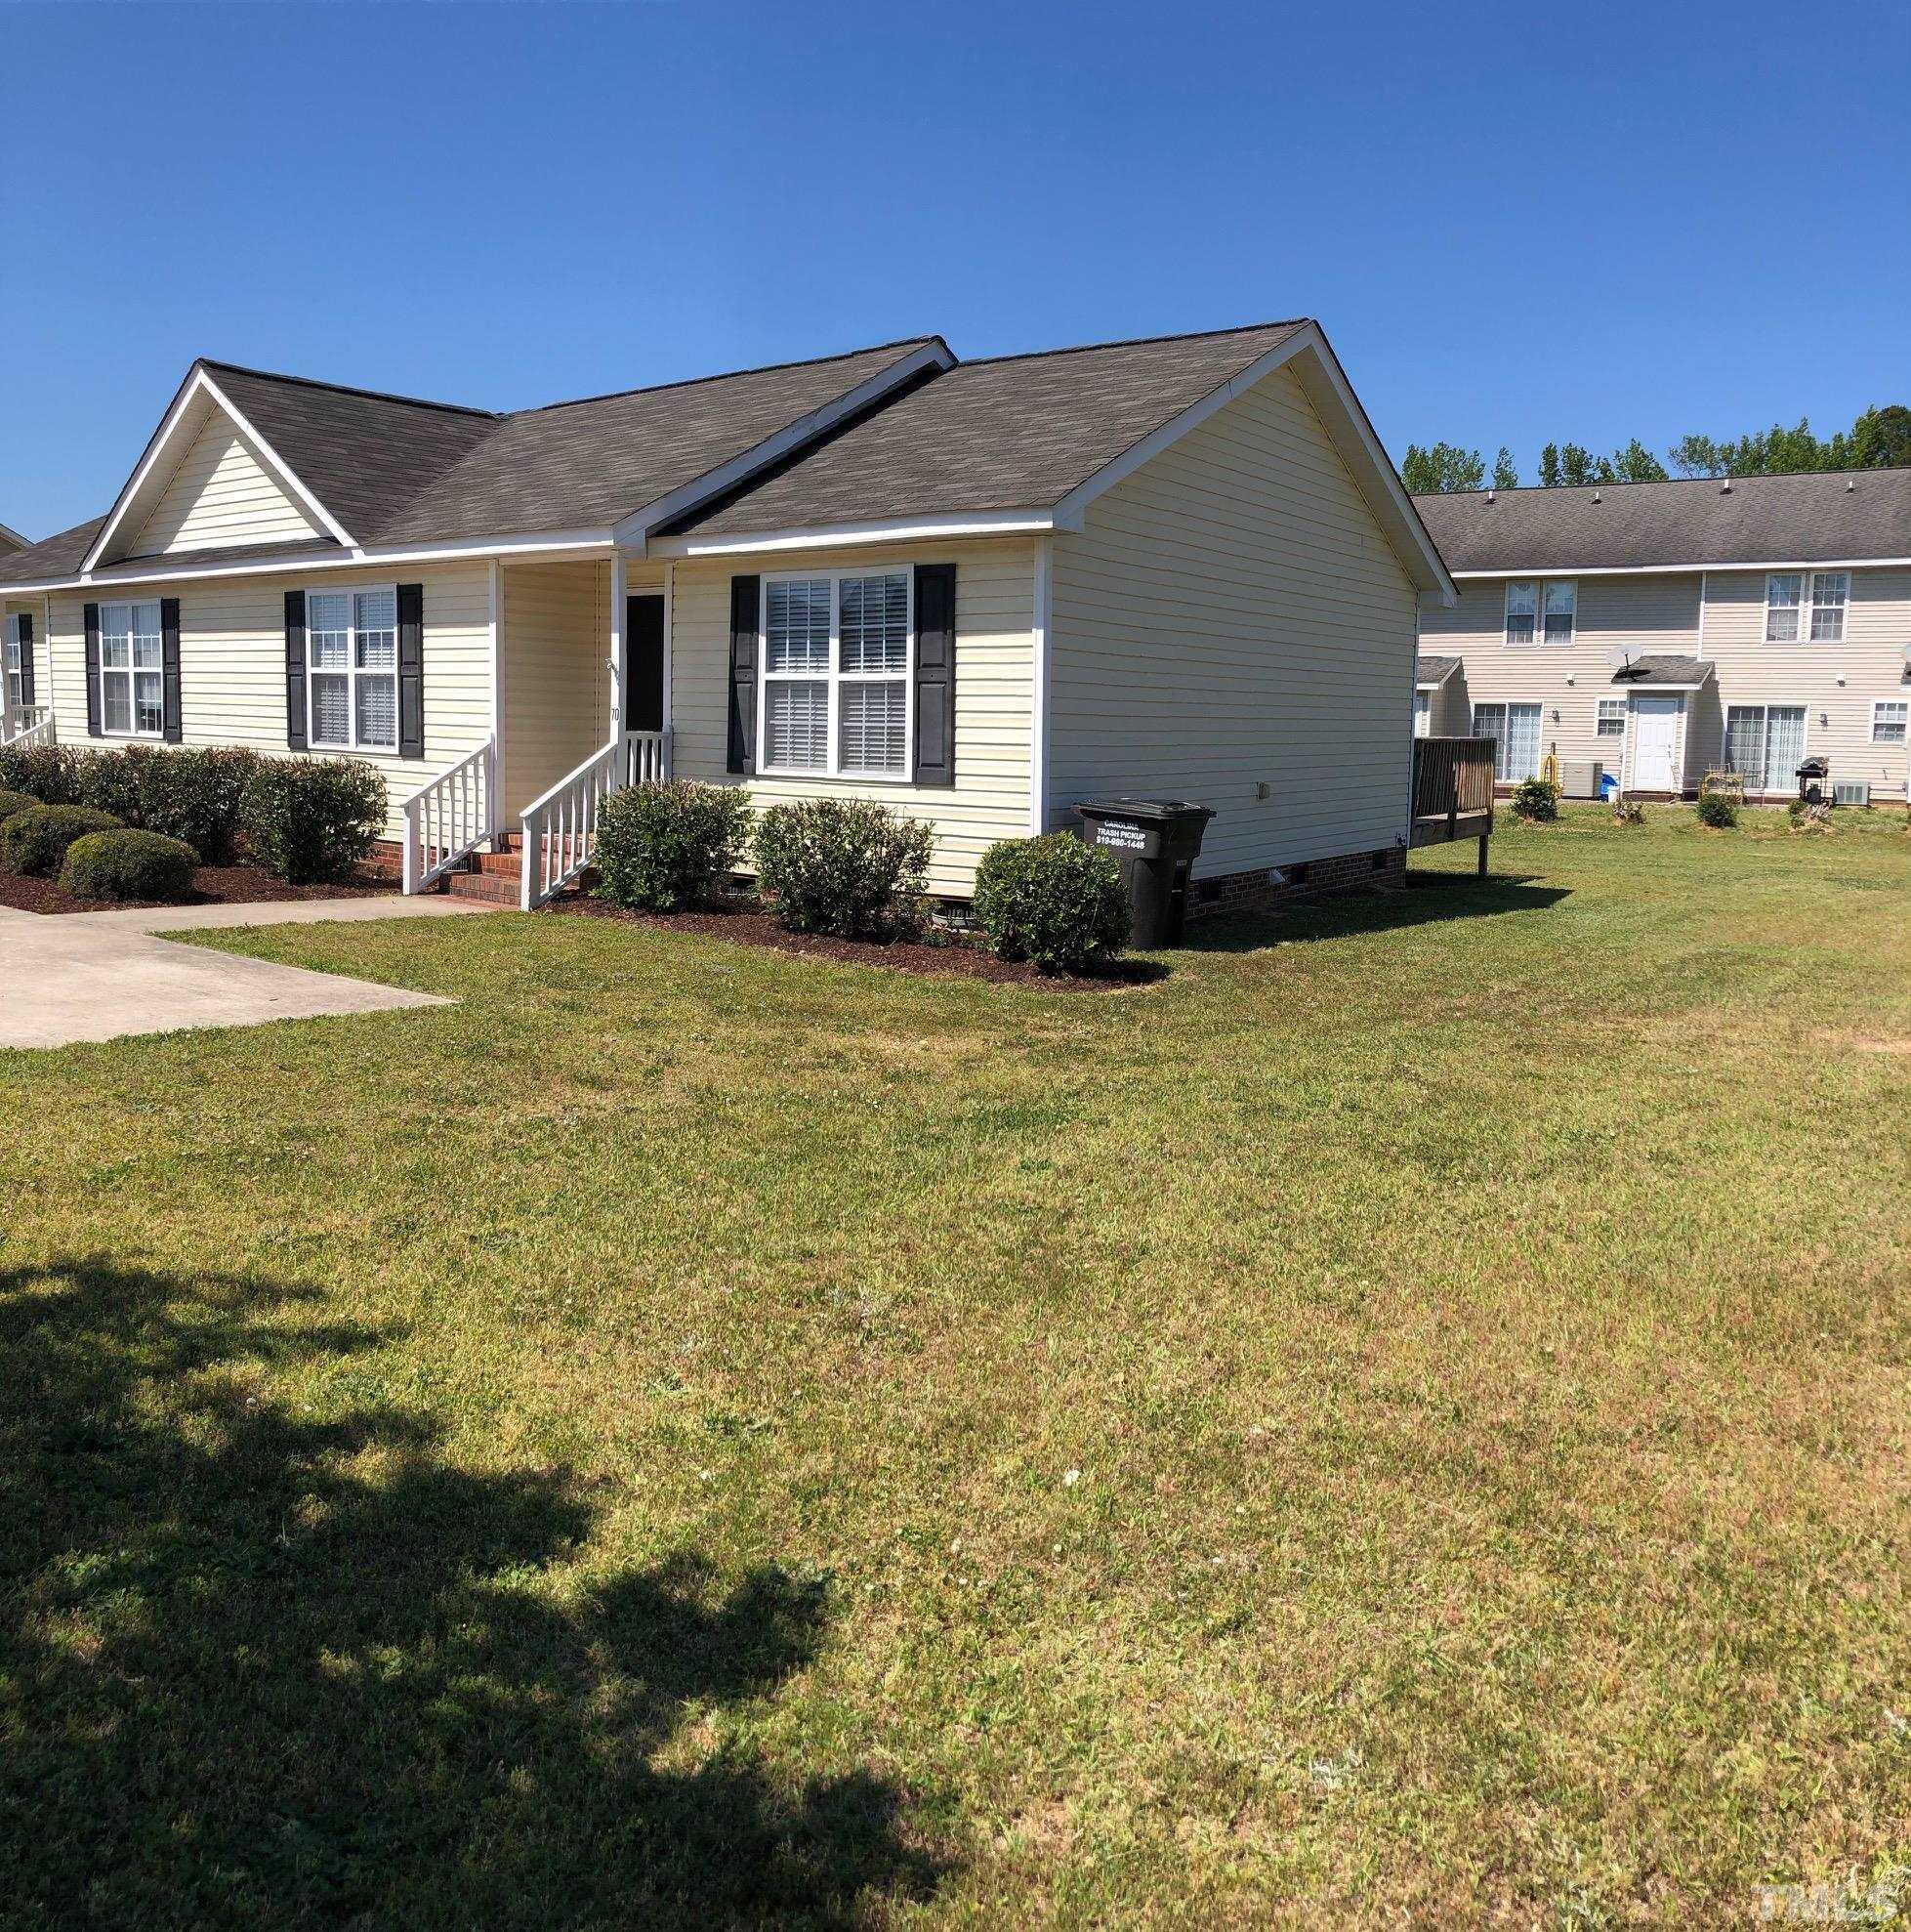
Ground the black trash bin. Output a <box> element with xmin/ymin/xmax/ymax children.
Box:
<box><xmin>1074</xmin><ymin>798</ymin><xmax>1216</xmax><ymax>947</ymax></box>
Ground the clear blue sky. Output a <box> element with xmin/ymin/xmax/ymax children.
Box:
<box><xmin>4</xmin><ymin>0</ymin><xmax>1906</xmax><ymax>541</ymax></box>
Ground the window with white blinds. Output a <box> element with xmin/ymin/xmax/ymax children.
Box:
<box><xmin>1766</xmin><ymin>571</ymin><xmax>1848</xmax><ymax>643</ymax></box>
<box><xmin>761</xmin><ymin>570</ymin><xmax>912</xmax><ymax>777</ymax></box>
<box><xmin>308</xmin><ymin>586</ymin><xmax>397</xmax><ymax>750</ymax></box>
<box><xmin>4</xmin><ymin>615</ymin><xmax>23</xmax><ymax>712</ymax></box>
<box><xmin>1472</xmin><ymin>701</ymin><xmax>1542</xmax><ymax>780</ymax></box>
<box><xmin>99</xmin><ymin>601</ymin><xmax>164</xmax><ymax>736</ymax></box>
<box><xmin>1723</xmin><ymin>704</ymin><xmax>1807</xmax><ymax>788</ymax></box>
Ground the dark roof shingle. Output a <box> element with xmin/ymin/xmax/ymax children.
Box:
<box><xmin>1414</xmin><ymin>469</ymin><xmax>1911</xmax><ymax>573</ymax></box>
<box><xmin>1610</xmin><ymin>653</ymin><xmax>1713</xmax><ymax>688</ymax></box>
<box><xmin>667</xmin><ymin>323</ymin><xmax>1309</xmax><ymax>536</ymax></box>
<box><xmin>1415</xmin><ymin>653</ymin><xmax>1460</xmax><ymax>687</ymax></box>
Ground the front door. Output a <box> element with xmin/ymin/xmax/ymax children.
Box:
<box><xmin>625</xmin><ymin>595</ymin><xmax>665</xmax><ymax>734</ymax></box>
<box><xmin>1631</xmin><ymin>694</ymin><xmax>1681</xmax><ymax>792</ymax></box>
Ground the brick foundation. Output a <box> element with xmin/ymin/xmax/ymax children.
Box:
<box><xmin>1186</xmin><ymin>841</ymin><xmax>1406</xmax><ymax>919</ymax></box>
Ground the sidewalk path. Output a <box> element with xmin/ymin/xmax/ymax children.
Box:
<box><xmin>0</xmin><ymin>895</ymin><xmax>492</xmax><ymax>1050</ymax></box>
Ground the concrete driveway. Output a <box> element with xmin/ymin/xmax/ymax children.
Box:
<box><xmin>0</xmin><ymin>896</ymin><xmax>492</xmax><ymax>1050</ymax></box>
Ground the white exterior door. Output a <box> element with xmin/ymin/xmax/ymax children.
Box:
<box><xmin>1631</xmin><ymin>694</ymin><xmax>1682</xmax><ymax>792</ymax></box>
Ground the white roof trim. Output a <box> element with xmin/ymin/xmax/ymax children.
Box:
<box><xmin>0</xmin><ymin>527</ymin><xmax>616</xmax><ymax>594</ymax></box>
<box><xmin>1452</xmin><ymin>558</ymin><xmax>1911</xmax><ymax>580</ymax></box>
<box><xmin>80</xmin><ymin>364</ymin><xmax>356</xmax><ymax>573</ymax></box>
<box><xmin>1048</xmin><ymin>322</ymin><xmax>1457</xmax><ymax>604</ymax></box>
<box><xmin>613</xmin><ymin>340</ymin><xmax>955</xmax><ymax>553</ymax></box>
<box><xmin>648</xmin><ymin>508</ymin><xmax>1056</xmax><ymax>559</ymax></box>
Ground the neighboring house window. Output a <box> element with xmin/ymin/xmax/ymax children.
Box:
<box><xmin>99</xmin><ymin>601</ymin><xmax>165</xmax><ymax>736</ymax></box>
<box><xmin>1504</xmin><ymin>580</ymin><xmax>1575</xmax><ymax>646</ymax></box>
<box><xmin>1873</xmin><ymin>699</ymin><xmax>1908</xmax><ymax>744</ymax></box>
<box><xmin>1473</xmin><ymin>701</ymin><xmax>1541</xmax><ymax>781</ymax></box>
<box><xmin>1542</xmin><ymin>580</ymin><xmax>1576</xmax><ymax>645</ymax></box>
<box><xmin>761</xmin><ymin>570</ymin><xmax>911</xmax><ymax>778</ymax></box>
<box><xmin>1504</xmin><ymin>582</ymin><xmax>1536</xmax><ymax>646</ymax></box>
<box><xmin>4</xmin><ymin>615</ymin><xmax>23</xmax><ymax>712</ymax></box>
<box><xmin>307</xmin><ymin>587</ymin><xmax>397</xmax><ymax>750</ymax></box>
<box><xmin>1413</xmin><ymin>692</ymin><xmax>1431</xmax><ymax>737</ymax></box>
<box><xmin>1766</xmin><ymin>571</ymin><xmax>1849</xmax><ymax>643</ymax></box>
<box><xmin>1723</xmin><ymin>704</ymin><xmax>1807</xmax><ymax>789</ymax></box>
<box><xmin>1597</xmin><ymin>698</ymin><xmax>1627</xmax><ymax>738</ymax></box>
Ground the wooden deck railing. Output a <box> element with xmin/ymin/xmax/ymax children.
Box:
<box><xmin>1412</xmin><ymin>735</ymin><xmax>1496</xmax><ymax>825</ymax></box>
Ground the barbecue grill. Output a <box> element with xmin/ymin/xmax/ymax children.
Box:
<box><xmin>1796</xmin><ymin>756</ymin><xmax>1831</xmax><ymax>805</ymax></box>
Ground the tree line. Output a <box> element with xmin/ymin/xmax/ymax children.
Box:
<box><xmin>1401</xmin><ymin>404</ymin><xmax>1911</xmax><ymax>494</ymax></box>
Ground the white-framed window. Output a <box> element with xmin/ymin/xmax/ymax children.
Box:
<box><xmin>99</xmin><ymin>600</ymin><xmax>165</xmax><ymax>736</ymax></box>
<box><xmin>308</xmin><ymin>586</ymin><xmax>397</xmax><ymax>750</ymax></box>
<box><xmin>1413</xmin><ymin>691</ymin><xmax>1431</xmax><ymax>737</ymax></box>
<box><xmin>1722</xmin><ymin>703</ymin><xmax>1807</xmax><ymax>789</ymax></box>
<box><xmin>1873</xmin><ymin>699</ymin><xmax>1908</xmax><ymax>745</ymax></box>
<box><xmin>1542</xmin><ymin>580</ymin><xmax>1576</xmax><ymax>645</ymax></box>
<box><xmin>1504</xmin><ymin>579</ymin><xmax>1575</xmax><ymax>646</ymax></box>
<box><xmin>1473</xmin><ymin>701</ymin><xmax>1542</xmax><ymax>781</ymax></box>
<box><xmin>1765</xmin><ymin>570</ymin><xmax>1848</xmax><ymax>644</ymax></box>
<box><xmin>1597</xmin><ymin>697</ymin><xmax>1627</xmax><ymax>738</ymax></box>
<box><xmin>761</xmin><ymin>568</ymin><xmax>911</xmax><ymax>779</ymax></box>
<box><xmin>4</xmin><ymin>614</ymin><xmax>25</xmax><ymax>712</ymax></box>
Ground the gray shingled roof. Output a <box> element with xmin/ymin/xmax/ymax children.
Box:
<box><xmin>1414</xmin><ymin>468</ymin><xmax>1911</xmax><ymax>573</ymax></box>
<box><xmin>1416</xmin><ymin>653</ymin><xmax>1460</xmax><ymax>688</ymax></box>
<box><xmin>665</xmin><ymin>323</ymin><xmax>1309</xmax><ymax>536</ymax></box>
<box><xmin>0</xmin><ymin>324</ymin><xmax>1333</xmax><ymax>584</ymax></box>
<box><xmin>0</xmin><ymin>341</ymin><xmax>942</xmax><ymax>585</ymax></box>
<box><xmin>1609</xmin><ymin>653</ymin><xmax>1714</xmax><ymax>688</ymax></box>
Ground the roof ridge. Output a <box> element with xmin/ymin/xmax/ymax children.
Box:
<box><xmin>511</xmin><ymin>336</ymin><xmax>944</xmax><ymax>416</ymax></box>
<box><xmin>955</xmin><ymin>318</ymin><xmax>1311</xmax><ymax>371</ymax></box>
<box><xmin>1423</xmin><ymin>464</ymin><xmax>1911</xmax><ymax>502</ymax></box>
<box><xmin>198</xmin><ymin>359</ymin><xmax>499</xmax><ymax>420</ymax></box>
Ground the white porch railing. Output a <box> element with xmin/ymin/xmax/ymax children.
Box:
<box><xmin>401</xmin><ymin>738</ymin><xmax>498</xmax><ymax>894</ymax></box>
<box><xmin>0</xmin><ymin>704</ymin><xmax>54</xmax><ymax>751</ymax></box>
<box><xmin>519</xmin><ymin>728</ymin><xmax>670</xmax><ymax>909</ymax></box>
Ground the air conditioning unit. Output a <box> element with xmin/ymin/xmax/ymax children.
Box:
<box><xmin>1833</xmin><ymin>780</ymin><xmax>1871</xmax><ymax>809</ymax></box>
<box><xmin>1559</xmin><ymin>759</ymin><xmax>1604</xmax><ymax>799</ymax></box>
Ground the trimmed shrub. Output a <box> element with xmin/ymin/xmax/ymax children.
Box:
<box><xmin>1512</xmin><ymin>777</ymin><xmax>1559</xmax><ymax>822</ymax></box>
<box><xmin>59</xmin><ymin>828</ymin><xmax>200</xmax><ymax>903</ymax></box>
<box><xmin>752</xmin><ymin>797</ymin><xmax>933</xmax><ymax>939</ymax></box>
<box><xmin>241</xmin><ymin>757</ymin><xmax>388</xmax><ymax>884</ymax></box>
<box><xmin>0</xmin><ymin>741</ymin><xmax>83</xmax><ymax>806</ymax></box>
<box><xmin>595</xmin><ymin>779</ymin><xmax>753</xmax><ymax>912</ymax></box>
<box><xmin>0</xmin><ymin>789</ymin><xmax>37</xmax><ymax>823</ymax></box>
<box><xmin>0</xmin><ymin>804</ymin><xmax>123</xmax><ymax>877</ymax></box>
<box><xmin>973</xmin><ymin>833</ymin><xmax>1132</xmax><ymax>974</ymax></box>
<box><xmin>1696</xmin><ymin>791</ymin><xmax>1737</xmax><ymax>830</ymax></box>
<box><xmin>74</xmin><ymin>745</ymin><xmax>259</xmax><ymax>863</ymax></box>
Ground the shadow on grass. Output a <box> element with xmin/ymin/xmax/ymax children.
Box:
<box><xmin>0</xmin><ymin>1258</ymin><xmax>943</xmax><ymax>1926</ymax></box>
<box><xmin>1180</xmin><ymin>871</ymin><xmax>1571</xmax><ymax>954</ymax></box>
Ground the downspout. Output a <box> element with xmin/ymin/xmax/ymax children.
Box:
<box><xmin>487</xmin><ymin>558</ymin><xmax>505</xmax><ymax>845</ymax></box>
<box><xmin>1029</xmin><ymin>535</ymin><xmax>1052</xmax><ymax>835</ymax></box>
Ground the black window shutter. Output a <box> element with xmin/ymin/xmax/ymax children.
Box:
<box><xmin>160</xmin><ymin>598</ymin><xmax>183</xmax><ymax>743</ymax></box>
<box><xmin>912</xmin><ymin>562</ymin><xmax>956</xmax><ymax>787</ymax></box>
<box><xmin>727</xmin><ymin>574</ymin><xmax>760</xmax><ymax>776</ymax></box>
<box><xmin>284</xmin><ymin>590</ymin><xmax>308</xmax><ymax>750</ymax></box>
<box><xmin>84</xmin><ymin>602</ymin><xmax>103</xmax><ymax>736</ymax></box>
<box><xmin>17</xmin><ymin>611</ymin><xmax>33</xmax><ymax>708</ymax></box>
<box><xmin>396</xmin><ymin>582</ymin><xmax>425</xmax><ymax>758</ymax></box>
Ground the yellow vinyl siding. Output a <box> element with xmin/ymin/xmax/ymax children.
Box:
<box><xmin>42</xmin><ymin>563</ymin><xmax>492</xmax><ymax>838</ymax></box>
<box><xmin>129</xmin><ymin>413</ymin><xmax>324</xmax><ymax>557</ymax></box>
<box><xmin>669</xmin><ymin>540</ymin><xmax>1035</xmax><ymax>899</ymax></box>
<box><xmin>1691</xmin><ymin>567</ymin><xmax>1911</xmax><ymax>798</ymax></box>
<box><xmin>1418</xmin><ymin>573</ymin><xmax>1705</xmax><ymax>787</ymax></box>
<box><xmin>1049</xmin><ymin>363</ymin><xmax>1419</xmax><ymax>876</ymax></box>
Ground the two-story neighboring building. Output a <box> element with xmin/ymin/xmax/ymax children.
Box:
<box><xmin>1413</xmin><ymin>469</ymin><xmax>1911</xmax><ymax>804</ymax></box>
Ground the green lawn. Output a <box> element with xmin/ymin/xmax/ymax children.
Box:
<box><xmin>4</xmin><ymin>804</ymin><xmax>1908</xmax><ymax>1925</ymax></box>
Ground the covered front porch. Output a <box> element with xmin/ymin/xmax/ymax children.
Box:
<box><xmin>400</xmin><ymin>550</ymin><xmax>674</xmax><ymax>906</ymax></box>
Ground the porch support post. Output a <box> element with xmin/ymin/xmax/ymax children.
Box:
<box><xmin>662</xmin><ymin>562</ymin><xmax>675</xmax><ymax>778</ymax></box>
<box><xmin>607</xmin><ymin>551</ymin><xmax>626</xmax><ymax>746</ymax></box>
<box><xmin>487</xmin><ymin>558</ymin><xmax>507</xmax><ymax>849</ymax></box>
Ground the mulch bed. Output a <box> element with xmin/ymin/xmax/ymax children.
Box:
<box><xmin>549</xmin><ymin>894</ymin><xmax>1163</xmax><ymax>991</ymax></box>
<box><xmin>0</xmin><ymin>864</ymin><xmax>397</xmax><ymax>916</ymax></box>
